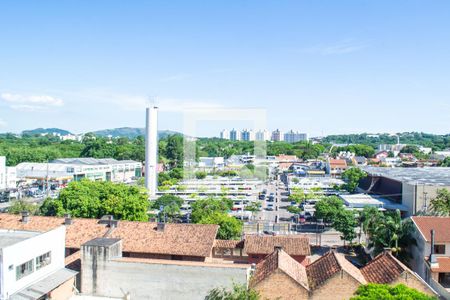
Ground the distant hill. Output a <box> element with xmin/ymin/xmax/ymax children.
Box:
<box><xmin>22</xmin><ymin>128</ymin><xmax>72</xmax><ymax>136</ymax></box>
<box><xmin>90</xmin><ymin>127</ymin><xmax>180</xmax><ymax>139</ymax></box>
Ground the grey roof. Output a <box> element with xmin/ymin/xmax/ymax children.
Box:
<box><xmin>51</xmin><ymin>158</ymin><xmax>138</xmax><ymax>165</ymax></box>
<box><xmin>0</xmin><ymin>230</ymin><xmax>40</xmax><ymax>248</ymax></box>
<box><xmin>354</xmin><ymin>156</ymin><xmax>367</xmax><ymax>163</ymax></box>
<box><xmin>83</xmin><ymin>237</ymin><xmax>121</xmax><ymax>247</ymax></box>
<box><xmin>11</xmin><ymin>268</ymin><xmax>77</xmax><ymax>300</ymax></box>
<box><xmin>362</xmin><ymin>166</ymin><xmax>450</xmax><ymax>186</ymax></box>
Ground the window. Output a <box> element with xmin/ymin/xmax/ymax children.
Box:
<box><xmin>16</xmin><ymin>259</ymin><xmax>34</xmax><ymax>280</ymax></box>
<box><xmin>36</xmin><ymin>252</ymin><xmax>51</xmax><ymax>270</ymax></box>
<box><xmin>434</xmin><ymin>244</ymin><xmax>446</xmax><ymax>255</ymax></box>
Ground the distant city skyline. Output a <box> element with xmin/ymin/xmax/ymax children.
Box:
<box><xmin>1</xmin><ymin>1</ymin><xmax>450</xmax><ymax>136</ymax></box>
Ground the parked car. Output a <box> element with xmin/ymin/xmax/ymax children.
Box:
<box><xmin>266</xmin><ymin>203</ymin><xmax>274</xmax><ymax>211</ymax></box>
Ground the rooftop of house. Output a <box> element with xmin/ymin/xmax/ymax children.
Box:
<box><xmin>214</xmin><ymin>239</ymin><xmax>245</xmax><ymax>249</ymax></box>
<box><xmin>362</xmin><ymin>166</ymin><xmax>450</xmax><ymax>186</ymax></box>
<box><xmin>250</xmin><ymin>248</ymin><xmax>309</xmax><ymax>290</ymax></box>
<box><xmin>0</xmin><ymin>229</ymin><xmax>40</xmax><ymax>248</ymax></box>
<box><xmin>328</xmin><ymin>159</ymin><xmax>347</xmax><ymax>167</ymax></box>
<box><xmin>0</xmin><ymin>214</ymin><xmax>218</xmax><ymax>257</ymax></box>
<box><xmin>430</xmin><ymin>257</ymin><xmax>450</xmax><ymax>273</ymax></box>
<box><xmin>243</xmin><ymin>235</ymin><xmax>311</xmax><ymax>256</ymax></box>
<box><xmin>411</xmin><ymin>216</ymin><xmax>450</xmax><ymax>243</ymax></box>
<box><xmin>306</xmin><ymin>250</ymin><xmax>366</xmax><ymax>290</ymax></box>
<box><xmin>360</xmin><ymin>251</ymin><xmax>409</xmax><ymax>284</ymax></box>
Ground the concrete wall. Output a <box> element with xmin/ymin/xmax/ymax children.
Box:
<box><xmin>81</xmin><ymin>240</ymin><xmax>250</xmax><ymax>300</ymax></box>
<box><xmin>403</xmin><ymin>183</ymin><xmax>450</xmax><ymax>216</ymax></box>
<box><xmin>253</xmin><ymin>270</ymin><xmax>308</xmax><ymax>300</ymax></box>
<box><xmin>0</xmin><ymin>226</ymin><xmax>66</xmax><ymax>299</ymax></box>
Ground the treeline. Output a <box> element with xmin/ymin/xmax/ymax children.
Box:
<box><xmin>323</xmin><ymin>132</ymin><xmax>450</xmax><ymax>150</ymax></box>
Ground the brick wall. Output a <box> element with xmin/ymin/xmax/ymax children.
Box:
<box><xmin>253</xmin><ymin>270</ymin><xmax>309</xmax><ymax>300</ymax></box>
<box><xmin>309</xmin><ymin>271</ymin><xmax>361</xmax><ymax>300</ymax></box>
<box><xmin>391</xmin><ymin>271</ymin><xmax>437</xmax><ymax>297</ymax></box>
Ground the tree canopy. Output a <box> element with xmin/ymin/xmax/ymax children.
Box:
<box><xmin>205</xmin><ymin>283</ymin><xmax>260</xmax><ymax>300</ymax></box>
<box><xmin>40</xmin><ymin>180</ymin><xmax>149</xmax><ymax>221</ymax></box>
<box><xmin>351</xmin><ymin>283</ymin><xmax>436</xmax><ymax>300</ymax></box>
<box><xmin>341</xmin><ymin>168</ymin><xmax>367</xmax><ymax>193</ymax></box>
<box><xmin>430</xmin><ymin>188</ymin><xmax>450</xmax><ymax>216</ymax></box>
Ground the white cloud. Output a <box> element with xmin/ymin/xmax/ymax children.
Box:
<box><xmin>0</xmin><ymin>93</ymin><xmax>64</xmax><ymax>111</ymax></box>
<box><xmin>301</xmin><ymin>39</ymin><xmax>369</xmax><ymax>55</ymax></box>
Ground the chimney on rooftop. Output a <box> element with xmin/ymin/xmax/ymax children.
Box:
<box><xmin>274</xmin><ymin>246</ymin><xmax>282</xmax><ymax>251</ymax></box>
<box><xmin>64</xmin><ymin>213</ymin><xmax>73</xmax><ymax>225</ymax></box>
<box><xmin>383</xmin><ymin>247</ymin><xmax>392</xmax><ymax>254</ymax></box>
<box><xmin>157</xmin><ymin>222</ymin><xmax>165</xmax><ymax>232</ymax></box>
<box><xmin>21</xmin><ymin>211</ymin><xmax>30</xmax><ymax>223</ymax></box>
<box><xmin>429</xmin><ymin>229</ymin><xmax>439</xmax><ymax>268</ymax></box>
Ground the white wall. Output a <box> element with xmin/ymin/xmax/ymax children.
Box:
<box><xmin>0</xmin><ymin>157</ymin><xmax>6</xmax><ymax>190</ymax></box>
<box><xmin>81</xmin><ymin>242</ymin><xmax>250</xmax><ymax>300</ymax></box>
<box><xmin>0</xmin><ymin>226</ymin><xmax>66</xmax><ymax>299</ymax></box>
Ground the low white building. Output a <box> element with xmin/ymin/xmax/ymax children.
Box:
<box><xmin>16</xmin><ymin>158</ymin><xmax>142</xmax><ymax>184</ymax></box>
<box><xmin>0</xmin><ymin>222</ymin><xmax>76</xmax><ymax>299</ymax></box>
<box><xmin>0</xmin><ymin>157</ymin><xmax>16</xmax><ymax>191</ymax></box>
<box><xmin>198</xmin><ymin>157</ymin><xmax>225</xmax><ymax>170</ymax></box>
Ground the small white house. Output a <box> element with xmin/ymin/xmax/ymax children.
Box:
<box><xmin>0</xmin><ymin>221</ymin><xmax>76</xmax><ymax>299</ymax></box>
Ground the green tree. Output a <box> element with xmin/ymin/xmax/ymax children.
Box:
<box><xmin>205</xmin><ymin>283</ymin><xmax>260</xmax><ymax>300</ymax></box>
<box><xmin>191</xmin><ymin>197</ymin><xmax>233</xmax><ymax>223</ymax></box>
<box><xmin>287</xmin><ymin>205</ymin><xmax>301</xmax><ymax>214</ymax></box>
<box><xmin>440</xmin><ymin>157</ymin><xmax>450</xmax><ymax>167</ymax></box>
<box><xmin>166</xmin><ymin>135</ymin><xmax>184</xmax><ymax>168</ymax></box>
<box><xmin>199</xmin><ymin>212</ymin><xmax>242</xmax><ymax>240</ymax></box>
<box><xmin>333</xmin><ymin>209</ymin><xmax>357</xmax><ymax>246</ymax></box>
<box><xmin>314</xmin><ymin>196</ymin><xmax>344</xmax><ymax>223</ymax></box>
<box><xmin>342</xmin><ymin>168</ymin><xmax>367</xmax><ymax>193</ymax></box>
<box><xmin>195</xmin><ymin>171</ymin><xmax>207</xmax><ymax>179</ymax></box>
<box><xmin>40</xmin><ymin>180</ymin><xmax>149</xmax><ymax>221</ymax></box>
<box><xmin>351</xmin><ymin>283</ymin><xmax>436</xmax><ymax>300</ymax></box>
<box><xmin>8</xmin><ymin>200</ymin><xmax>40</xmax><ymax>215</ymax></box>
<box><xmin>430</xmin><ymin>189</ymin><xmax>450</xmax><ymax>216</ymax></box>
<box><xmin>288</xmin><ymin>187</ymin><xmax>305</xmax><ymax>204</ymax></box>
<box><xmin>151</xmin><ymin>194</ymin><xmax>184</xmax><ymax>221</ymax></box>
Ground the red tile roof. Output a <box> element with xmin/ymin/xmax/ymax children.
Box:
<box><xmin>361</xmin><ymin>252</ymin><xmax>408</xmax><ymax>284</ymax></box>
<box><xmin>411</xmin><ymin>216</ymin><xmax>450</xmax><ymax>243</ymax></box>
<box><xmin>328</xmin><ymin>159</ymin><xmax>347</xmax><ymax>167</ymax></box>
<box><xmin>306</xmin><ymin>251</ymin><xmax>366</xmax><ymax>290</ymax></box>
<box><xmin>251</xmin><ymin>248</ymin><xmax>309</xmax><ymax>290</ymax></box>
<box><xmin>0</xmin><ymin>214</ymin><xmax>218</xmax><ymax>258</ymax></box>
<box><xmin>214</xmin><ymin>239</ymin><xmax>244</xmax><ymax>249</ymax></box>
<box><xmin>244</xmin><ymin>235</ymin><xmax>311</xmax><ymax>256</ymax></box>
<box><xmin>430</xmin><ymin>257</ymin><xmax>450</xmax><ymax>273</ymax></box>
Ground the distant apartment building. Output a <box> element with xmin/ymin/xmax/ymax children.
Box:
<box><xmin>283</xmin><ymin>130</ymin><xmax>308</xmax><ymax>143</ymax></box>
<box><xmin>229</xmin><ymin>129</ymin><xmax>240</xmax><ymax>141</ymax></box>
<box><xmin>271</xmin><ymin>129</ymin><xmax>283</xmax><ymax>142</ymax></box>
<box><xmin>219</xmin><ymin>129</ymin><xmax>230</xmax><ymax>140</ymax></box>
<box><xmin>241</xmin><ymin>129</ymin><xmax>255</xmax><ymax>141</ymax></box>
<box><xmin>0</xmin><ymin>224</ymin><xmax>76</xmax><ymax>300</ymax></box>
<box><xmin>255</xmin><ymin>130</ymin><xmax>271</xmax><ymax>141</ymax></box>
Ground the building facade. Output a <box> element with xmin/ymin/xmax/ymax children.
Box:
<box><xmin>229</xmin><ymin>129</ymin><xmax>240</xmax><ymax>141</ymax></box>
<box><xmin>255</xmin><ymin>130</ymin><xmax>271</xmax><ymax>141</ymax></box>
<box><xmin>283</xmin><ymin>130</ymin><xmax>308</xmax><ymax>143</ymax></box>
<box><xmin>241</xmin><ymin>129</ymin><xmax>255</xmax><ymax>141</ymax></box>
<box><xmin>0</xmin><ymin>225</ymin><xmax>76</xmax><ymax>300</ymax></box>
<box><xmin>219</xmin><ymin>129</ymin><xmax>230</xmax><ymax>140</ymax></box>
<box><xmin>271</xmin><ymin>129</ymin><xmax>283</xmax><ymax>142</ymax></box>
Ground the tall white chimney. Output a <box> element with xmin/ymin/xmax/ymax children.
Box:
<box><xmin>145</xmin><ymin>106</ymin><xmax>158</xmax><ymax>197</ymax></box>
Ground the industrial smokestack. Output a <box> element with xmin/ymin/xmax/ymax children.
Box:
<box><xmin>145</xmin><ymin>107</ymin><xmax>158</xmax><ymax>197</ymax></box>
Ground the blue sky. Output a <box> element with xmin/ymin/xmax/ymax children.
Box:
<box><xmin>0</xmin><ymin>1</ymin><xmax>449</xmax><ymax>137</ymax></box>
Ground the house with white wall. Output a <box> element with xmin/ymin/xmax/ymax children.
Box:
<box><xmin>0</xmin><ymin>221</ymin><xmax>76</xmax><ymax>299</ymax></box>
<box><xmin>410</xmin><ymin>216</ymin><xmax>450</xmax><ymax>298</ymax></box>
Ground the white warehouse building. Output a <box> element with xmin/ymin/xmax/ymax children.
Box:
<box><xmin>16</xmin><ymin>158</ymin><xmax>142</xmax><ymax>184</ymax></box>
